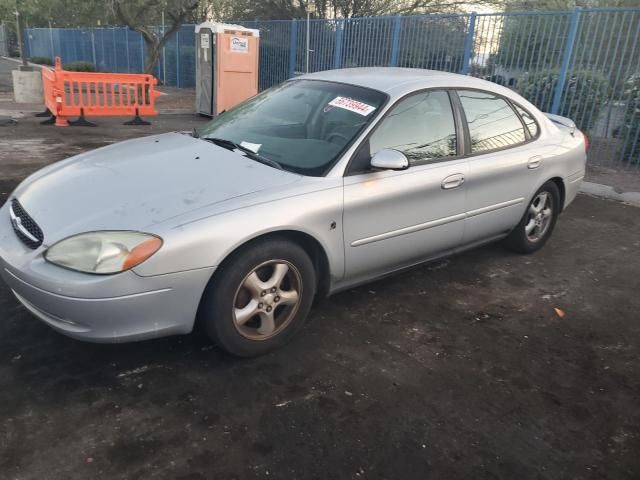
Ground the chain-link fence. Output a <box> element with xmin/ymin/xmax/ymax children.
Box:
<box><xmin>22</xmin><ymin>7</ymin><xmax>640</xmax><ymax>167</ymax></box>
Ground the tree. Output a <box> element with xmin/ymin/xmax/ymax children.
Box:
<box><xmin>0</xmin><ymin>0</ymin><xmax>116</xmax><ymax>27</ymax></box>
<box><xmin>111</xmin><ymin>0</ymin><xmax>199</xmax><ymax>74</ymax></box>
<box><xmin>494</xmin><ymin>2</ymin><xmax>640</xmax><ymax>94</ymax></box>
<box><xmin>331</xmin><ymin>0</ymin><xmax>500</xmax><ymax>17</ymax></box>
<box><xmin>505</xmin><ymin>0</ymin><xmax>639</xmax><ymax>8</ymax></box>
<box><xmin>199</xmin><ymin>0</ymin><xmax>505</xmax><ymax>21</ymax></box>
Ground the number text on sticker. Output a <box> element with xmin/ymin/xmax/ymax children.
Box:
<box><xmin>327</xmin><ymin>97</ymin><xmax>376</xmax><ymax>116</ymax></box>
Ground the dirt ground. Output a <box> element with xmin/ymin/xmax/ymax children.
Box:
<box><xmin>1</xmin><ymin>57</ymin><xmax>640</xmax><ymax>480</ymax></box>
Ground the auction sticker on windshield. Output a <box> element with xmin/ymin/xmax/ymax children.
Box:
<box><xmin>327</xmin><ymin>97</ymin><xmax>376</xmax><ymax>116</ymax></box>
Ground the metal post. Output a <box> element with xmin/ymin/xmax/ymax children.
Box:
<box><xmin>551</xmin><ymin>8</ymin><xmax>581</xmax><ymax>115</ymax></box>
<box><xmin>91</xmin><ymin>28</ymin><xmax>96</xmax><ymax>68</ymax></box>
<box><xmin>288</xmin><ymin>19</ymin><xmax>297</xmax><ymax>78</ymax></box>
<box><xmin>389</xmin><ymin>15</ymin><xmax>402</xmax><ymax>67</ymax></box>
<box><xmin>14</xmin><ymin>0</ymin><xmax>28</xmax><ymax>67</ymax></box>
<box><xmin>334</xmin><ymin>18</ymin><xmax>344</xmax><ymax>69</ymax></box>
<box><xmin>162</xmin><ymin>10</ymin><xmax>166</xmax><ymax>84</ymax></box>
<box><xmin>140</xmin><ymin>32</ymin><xmax>144</xmax><ymax>71</ymax></box>
<box><xmin>305</xmin><ymin>11</ymin><xmax>311</xmax><ymax>73</ymax></box>
<box><xmin>48</xmin><ymin>21</ymin><xmax>54</xmax><ymax>60</ymax></box>
<box><xmin>176</xmin><ymin>29</ymin><xmax>180</xmax><ymax>88</ymax></box>
<box><xmin>101</xmin><ymin>28</ymin><xmax>106</xmax><ymax>69</ymax></box>
<box><xmin>24</xmin><ymin>21</ymin><xmax>31</xmax><ymax>60</ymax></box>
<box><xmin>125</xmin><ymin>28</ymin><xmax>130</xmax><ymax>72</ymax></box>
<box><xmin>112</xmin><ymin>27</ymin><xmax>117</xmax><ymax>70</ymax></box>
<box><xmin>460</xmin><ymin>11</ymin><xmax>476</xmax><ymax>75</ymax></box>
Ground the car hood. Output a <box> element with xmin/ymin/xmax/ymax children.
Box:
<box><xmin>12</xmin><ymin>132</ymin><xmax>301</xmax><ymax>242</ymax></box>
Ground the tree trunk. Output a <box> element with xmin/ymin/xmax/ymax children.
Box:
<box><xmin>112</xmin><ymin>0</ymin><xmax>197</xmax><ymax>77</ymax></box>
<box><xmin>144</xmin><ymin>41</ymin><xmax>161</xmax><ymax>75</ymax></box>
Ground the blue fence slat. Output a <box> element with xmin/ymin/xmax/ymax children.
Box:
<box><xmin>551</xmin><ymin>8</ymin><xmax>581</xmax><ymax>114</ymax></box>
<box><xmin>288</xmin><ymin>19</ymin><xmax>298</xmax><ymax>78</ymax></box>
<box><xmin>389</xmin><ymin>16</ymin><xmax>402</xmax><ymax>67</ymax></box>
<box><xmin>460</xmin><ymin>12</ymin><xmax>476</xmax><ymax>74</ymax></box>
<box><xmin>334</xmin><ymin>18</ymin><xmax>344</xmax><ymax>69</ymax></box>
<box><xmin>175</xmin><ymin>30</ymin><xmax>180</xmax><ymax>88</ymax></box>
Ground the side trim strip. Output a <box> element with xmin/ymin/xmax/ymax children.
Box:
<box><xmin>466</xmin><ymin>197</ymin><xmax>524</xmax><ymax>218</ymax></box>
<box><xmin>351</xmin><ymin>213</ymin><xmax>466</xmax><ymax>247</ymax></box>
<box><xmin>351</xmin><ymin>197</ymin><xmax>524</xmax><ymax>247</ymax></box>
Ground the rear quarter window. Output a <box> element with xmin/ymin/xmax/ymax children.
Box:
<box><xmin>513</xmin><ymin>104</ymin><xmax>540</xmax><ymax>138</ymax></box>
<box><xmin>457</xmin><ymin>90</ymin><xmax>527</xmax><ymax>153</ymax></box>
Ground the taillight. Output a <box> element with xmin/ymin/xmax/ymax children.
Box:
<box><xmin>584</xmin><ymin>134</ymin><xmax>590</xmax><ymax>153</ymax></box>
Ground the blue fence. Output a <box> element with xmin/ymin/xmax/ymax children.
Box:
<box><xmin>24</xmin><ymin>24</ymin><xmax>196</xmax><ymax>88</ymax></box>
<box><xmin>23</xmin><ymin>8</ymin><xmax>640</xmax><ymax>167</ymax></box>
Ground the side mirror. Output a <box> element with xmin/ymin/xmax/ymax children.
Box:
<box><xmin>370</xmin><ymin>149</ymin><xmax>409</xmax><ymax>171</ymax></box>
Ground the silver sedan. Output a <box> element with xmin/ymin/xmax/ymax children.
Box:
<box><xmin>0</xmin><ymin>68</ymin><xmax>586</xmax><ymax>356</ymax></box>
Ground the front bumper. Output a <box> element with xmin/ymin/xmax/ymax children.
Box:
<box><xmin>0</xmin><ymin>208</ymin><xmax>215</xmax><ymax>343</ymax></box>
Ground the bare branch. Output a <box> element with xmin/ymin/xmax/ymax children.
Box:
<box><xmin>113</xmin><ymin>0</ymin><xmax>201</xmax><ymax>74</ymax></box>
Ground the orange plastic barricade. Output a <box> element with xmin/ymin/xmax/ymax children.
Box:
<box><xmin>40</xmin><ymin>57</ymin><xmax>162</xmax><ymax>127</ymax></box>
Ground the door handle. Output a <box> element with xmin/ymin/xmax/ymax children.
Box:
<box><xmin>441</xmin><ymin>173</ymin><xmax>465</xmax><ymax>190</ymax></box>
<box><xmin>528</xmin><ymin>155</ymin><xmax>543</xmax><ymax>169</ymax></box>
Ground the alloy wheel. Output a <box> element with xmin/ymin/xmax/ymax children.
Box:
<box><xmin>232</xmin><ymin>260</ymin><xmax>302</xmax><ymax>340</ymax></box>
<box><xmin>525</xmin><ymin>191</ymin><xmax>554</xmax><ymax>242</ymax></box>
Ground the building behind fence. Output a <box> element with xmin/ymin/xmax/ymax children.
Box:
<box><xmin>23</xmin><ymin>8</ymin><xmax>640</xmax><ymax>167</ymax></box>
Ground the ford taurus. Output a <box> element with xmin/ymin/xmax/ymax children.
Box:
<box><xmin>0</xmin><ymin>68</ymin><xmax>587</xmax><ymax>356</ymax></box>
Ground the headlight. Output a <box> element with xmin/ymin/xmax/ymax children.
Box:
<box><xmin>45</xmin><ymin>231</ymin><xmax>163</xmax><ymax>274</ymax></box>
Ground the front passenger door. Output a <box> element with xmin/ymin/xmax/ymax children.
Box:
<box><xmin>343</xmin><ymin>90</ymin><xmax>468</xmax><ymax>284</ymax></box>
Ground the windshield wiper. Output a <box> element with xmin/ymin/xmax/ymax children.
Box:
<box><xmin>199</xmin><ymin>136</ymin><xmax>283</xmax><ymax>170</ymax></box>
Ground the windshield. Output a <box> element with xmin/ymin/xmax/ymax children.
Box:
<box><xmin>196</xmin><ymin>80</ymin><xmax>387</xmax><ymax>176</ymax></box>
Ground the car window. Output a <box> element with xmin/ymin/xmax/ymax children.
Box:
<box><xmin>457</xmin><ymin>90</ymin><xmax>526</xmax><ymax>153</ymax></box>
<box><xmin>514</xmin><ymin>104</ymin><xmax>539</xmax><ymax>138</ymax></box>
<box><xmin>259</xmin><ymin>90</ymin><xmax>318</xmax><ymax>125</ymax></box>
<box><xmin>197</xmin><ymin>80</ymin><xmax>386</xmax><ymax>176</ymax></box>
<box><xmin>368</xmin><ymin>91</ymin><xmax>457</xmax><ymax>163</ymax></box>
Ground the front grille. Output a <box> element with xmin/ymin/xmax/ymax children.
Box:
<box><xmin>9</xmin><ymin>199</ymin><xmax>44</xmax><ymax>249</ymax></box>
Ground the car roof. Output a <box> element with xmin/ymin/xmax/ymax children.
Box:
<box><xmin>297</xmin><ymin>67</ymin><xmax>523</xmax><ymax>102</ymax></box>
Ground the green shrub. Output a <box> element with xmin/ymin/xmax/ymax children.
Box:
<box><xmin>620</xmin><ymin>72</ymin><xmax>640</xmax><ymax>163</ymax></box>
<box><xmin>28</xmin><ymin>56</ymin><xmax>53</xmax><ymax>65</ymax></box>
<box><xmin>516</xmin><ymin>69</ymin><xmax>611</xmax><ymax>132</ymax></box>
<box><xmin>62</xmin><ymin>61</ymin><xmax>96</xmax><ymax>72</ymax></box>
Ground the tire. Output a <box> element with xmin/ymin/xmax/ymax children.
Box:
<box><xmin>199</xmin><ymin>238</ymin><xmax>316</xmax><ymax>357</ymax></box>
<box><xmin>504</xmin><ymin>181</ymin><xmax>560</xmax><ymax>254</ymax></box>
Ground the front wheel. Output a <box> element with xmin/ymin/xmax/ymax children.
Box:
<box><xmin>505</xmin><ymin>181</ymin><xmax>560</xmax><ymax>254</ymax></box>
<box><xmin>199</xmin><ymin>238</ymin><xmax>316</xmax><ymax>357</ymax></box>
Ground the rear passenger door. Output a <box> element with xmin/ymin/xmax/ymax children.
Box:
<box><xmin>453</xmin><ymin>89</ymin><xmax>550</xmax><ymax>246</ymax></box>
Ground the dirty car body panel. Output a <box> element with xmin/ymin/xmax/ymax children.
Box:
<box><xmin>0</xmin><ymin>68</ymin><xmax>586</xmax><ymax>343</ymax></box>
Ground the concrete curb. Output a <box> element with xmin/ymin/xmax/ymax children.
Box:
<box><xmin>579</xmin><ymin>181</ymin><xmax>640</xmax><ymax>207</ymax></box>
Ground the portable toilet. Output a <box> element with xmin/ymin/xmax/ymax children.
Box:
<box><xmin>195</xmin><ymin>22</ymin><xmax>260</xmax><ymax>116</ymax></box>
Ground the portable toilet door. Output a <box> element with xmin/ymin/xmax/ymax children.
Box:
<box><xmin>195</xmin><ymin>22</ymin><xmax>259</xmax><ymax>117</ymax></box>
<box><xmin>195</xmin><ymin>25</ymin><xmax>215</xmax><ymax>116</ymax></box>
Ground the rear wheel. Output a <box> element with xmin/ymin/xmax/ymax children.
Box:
<box><xmin>199</xmin><ymin>239</ymin><xmax>316</xmax><ymax>357</ymax></box>
<box><xmin>505</xmin><ymin>181</ymin><xmax>560</xmax><ymax>254</ymax></box>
